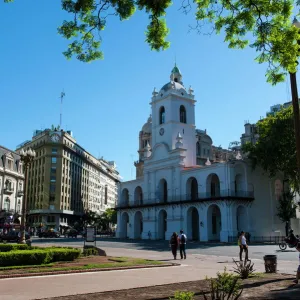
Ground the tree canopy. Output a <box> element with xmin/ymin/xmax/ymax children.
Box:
<box><xmin>242</xmin><ymin>105</ymin><xmax>300</xmax><ymax>191</ymax></box>
<box><xmin>4</xmin><ymin>1</ymin><xmax>300</xmax><ymax>84</ymax></box>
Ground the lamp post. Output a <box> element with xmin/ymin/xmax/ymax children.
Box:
<box><xmin>19</xmin><ymin>148</ymin><xmax>36</xmax><ymax>244</ymax></box>
<box><xmin>291</xmin><ymin>18</ymin><xmax>300</xmax><ymax>181</ymax></box>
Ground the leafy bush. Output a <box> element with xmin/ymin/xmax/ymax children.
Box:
<box><xmin>233</xmin><ymin>259</ymin><xmax>255</xmax><ymax>279</ymax></box>
<box><xmin>82</xmin><ymin>246</ymin><xmax>98</xmax><ymax>256</ymax></box>
<box><xmin>0</xmin><ymin>250</ymin><xmax>52</xmax><ymax>267</ymax></box>
<box><xmin>0</xmin><ymin>248</ymin><xmax>81</xmax><ymax>266</ymax></box>
<box><xmin>170</xmin><ymin>291</ymin><xmax>195</xmax><ymax>300</ymax></box>
<box><xmin>203</xmin><ymin>268</ymin><xmax>243</xmax><ymax>300</ymax></box>
<box><xmin>49</xmin><ymin>248</ymin><xmax>81</xmax><ymax>262</ymax></box>
<box><xmin>0</xmin><ymin>244</ymin><xmax>37</xmax><ymax>252</ymax></box>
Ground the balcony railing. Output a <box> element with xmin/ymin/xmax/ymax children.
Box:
<box><xmin>3</xmin><ymin>188</ymin><xmax>14</xmax><ymax>195</ymax></box>
<box><xmin>17</xmin><ymin>190</ymin><xmax>24</xmax><ymax>197</ymax></box>
<box><xmin>116</xmin><ymin>190</ymin><xmax>254</xmax><ymax>208</ymax></box>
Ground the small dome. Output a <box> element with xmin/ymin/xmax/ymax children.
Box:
<box><xmin>142</xmin><ymin>115</ymin><xmax>152</xmax><ymax>133</ymax></box>
<box><xmin>160</xmin><ymin>81</ymin><xmax>187</xmax><ymax>95</ymax></box>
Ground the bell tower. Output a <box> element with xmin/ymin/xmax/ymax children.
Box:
<box><xmin>150</xmin><ymin>65</ymin><xmax>197</xmax><ymax>166</ymax></box>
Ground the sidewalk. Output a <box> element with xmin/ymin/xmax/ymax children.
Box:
<box><xmin>0</xmin><ymin>247</ymin><xmax>297</xmax><ymax>300</ymax></box>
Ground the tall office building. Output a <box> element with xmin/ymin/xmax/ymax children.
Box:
<box><xmin>16</xmin><ymin>127</ymin><xmax>120</xmax><ymax>232</ymax></box>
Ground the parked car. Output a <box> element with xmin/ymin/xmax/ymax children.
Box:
<box><xmin>64</xmin><ymin>229</ymin><xmax>78</xmax><ymax>238</ymax></box>
<box><xmin>39</xmin><ymin>229</ymin><xmax>60</xmax><ymax>238</ymax></box>
<box><xmin>0</xmin><ymin>231</ymin><xmax>30</xmax><ymax>243</ymax></box>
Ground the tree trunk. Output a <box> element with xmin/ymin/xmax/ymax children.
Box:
<box><xmin>289</xmin><ymin>72</ymin><xmax>300</xmax><ymax>188</ymax></box>
<box><xmin>285</xmin><ymin>221</ymin><xmax>289</xmax><ymax>237</ymax></box>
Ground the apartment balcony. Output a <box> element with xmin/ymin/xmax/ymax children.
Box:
<box><xmin>3</xmin><ymin>188</ymin><xmax>14</xmax><ymax>195</ymax></box>
<box><xmin>116</xmin><ymin>190</ymin><xmax>254</xmax><ymax>209</ymax></box>
<box><xmin>17</xmin><ymin>190</ymin><xmax>24</xmax><ymax>197</ymax></box>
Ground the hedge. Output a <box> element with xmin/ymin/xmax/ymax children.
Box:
<box><xmin>0</xmin><ymin>248</ymin><xmax>81</xmax><ymax>267</ymax></box>
<box><xmin>0</xmin><ymin>244</ymin><xmax>37</xmax><ymax>252</ymax></box>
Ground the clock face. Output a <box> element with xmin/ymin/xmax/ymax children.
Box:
<box><xmin>159</xmin><ymin>128</ymin><xmax>165</xmax><ymax>136</ymax></box>
<box><xmin>51</xmin><ymin>134</ymin><xmax>60</xmax><ymax>143</ymax></box>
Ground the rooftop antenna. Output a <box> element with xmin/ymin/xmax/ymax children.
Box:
<box><xmin>60</xmin><ymin>90</ymin><xmax>65</xmax><ymax>129</ymax></box>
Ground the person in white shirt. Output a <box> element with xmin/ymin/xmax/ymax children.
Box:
<box><xmin>239</xmin><ymin>231</ymin><xmax>249</xmax><ymax>261</ymax></box>
<box><xmin>178</xmin><ymin>230</ymin><xmax>187</xmax><ymax>259</ymax></box>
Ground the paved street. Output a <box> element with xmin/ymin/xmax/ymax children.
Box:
<box><xmin>0</xmin><ymin>238</ymin><xmax>298</xmax><ymax>300</ymax></box>
<box><xmin>33</xmin><ymin>237</ymin><xmax>300</xmax><ymax>262</ymax></box>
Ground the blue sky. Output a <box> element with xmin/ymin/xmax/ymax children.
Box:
<box><xmin>0</xmin><ymin>1</ymin><xmax>294</xmax><ymax>181</ymax></box>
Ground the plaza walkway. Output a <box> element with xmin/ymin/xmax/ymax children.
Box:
<box><xmin>0</xmin><ymin>246</ymin><xmax>297</xmax><ymax>300</ymax></box>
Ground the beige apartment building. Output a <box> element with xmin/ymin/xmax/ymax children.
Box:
<box><xmin>0</xmin><ymin>146</ymin><xmax>25</xmax><ymax>230</ymax></box>
<box><xmin>16</xmin><ymin>127</ymin><xmax>120</xmax><ymax>232</ymax></box>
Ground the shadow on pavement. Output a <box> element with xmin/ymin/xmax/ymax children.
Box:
<box><xmin>267</xmin><ymin>283</ymin><xmax>300</xmax><ymax>299</ymax></box>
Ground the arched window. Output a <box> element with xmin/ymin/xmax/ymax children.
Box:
<box><xmin>159</xmin><ymin>106</ymin><xmax>165</xmax><ymax>124</ymax></box>
<box><xmin>180</xmin><ymin>105</ymin><xmax>186</xmax><ymax>123</ymax></box>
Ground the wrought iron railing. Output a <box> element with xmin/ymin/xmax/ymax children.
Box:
<box><xmin>116</xmin><ymin>190</ymin><xmax>254</xmax><ymax>208</ymax></box>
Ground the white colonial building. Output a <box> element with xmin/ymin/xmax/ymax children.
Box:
<box><xmin>116</xmin><ymin>65</ymin><xmax>300</xmax><ymax>242</ymax></box>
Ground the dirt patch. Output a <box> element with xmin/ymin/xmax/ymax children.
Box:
<box><xmin>41</xmin><ymin>274</ymin><xmax>300</xmax><ymax>300</ymax></box>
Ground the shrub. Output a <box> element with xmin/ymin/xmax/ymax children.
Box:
<box><xmin>82</xmin><ymin>246</ymin><xmax>98</xmax><ymax>256</ymax></box>
<box><xmin>0</xmin><ymin>250</ymin><xmax>52</xmax><ymax>267</ymax></box>
<box><xmin>0</xmin><ymin>244</ymin><xmax>38</xmax><ymax>252</ymax></box>
<box><xmin>203</xmin><ymin>268</ymin><xmax>243</xmax><ymax>300</ymax></box>
<box><xmin>49</xmin><ymin>248</ymin><xmax>81</xmax><ymax>262</ymax></box>
<box><xmin>233</xmin><ymin>259</ymin><xmax>255</xmax><ymax>279</ymax></box>
<box><xmin>0</xmin><ymin>248</ymin><xmax>81</xmax><ymax>266</ymax></box>
<box><xmin>170</xmin><ymin>291</ymin><xmax>195</xmax><ymax>300</ymax></box>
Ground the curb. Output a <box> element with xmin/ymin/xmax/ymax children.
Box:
<box><xmin>0</xmin><ymin>263</ymin><xmax>180</xmax><ymax>279</ymax></box>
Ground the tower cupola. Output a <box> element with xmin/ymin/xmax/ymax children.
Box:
<box><xmin>170</xmin><ymin>63</ymin><xmax>182</xmax><ymax>84</ymax></box>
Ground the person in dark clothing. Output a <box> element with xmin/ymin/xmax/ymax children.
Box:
<box><xmin>169</xmin><ymin>232</ymin><xmax>179</xmax><ymax>259</ymax></box>
<box><xmin>289</xmin><ymin>229</ymin><xmax>297</xmax><ymax>245</ymax></box>
<box><xmin>178</xmin><ymin>230</ymin><xmax>187</xmax><ymax>259</ymax></box>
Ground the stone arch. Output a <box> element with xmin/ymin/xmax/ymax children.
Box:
<box><xmin>120</xmin><ymin>212</ymin><xmax>129</xmax><ymax>238</ymax></box>
<box><xmin>187</xmin><ymin>206</ymin><xmax>199</xmax><ymax>240</ymax></box>
<box><xmin>134</xmin><ymin>211</ymin><xmax>143</xmax><ymax>239</ymax></box>
<box><xmin>158</xmin><ymin>179</ymin><xmax>168</xmax><ymax>203</ymax></box>
<box><xmin>206</xmin><ymin>174</ymin><xmax>220</xmax><ymax>197</ymax></box>
<box><xmin>121</xmin><ymin>188</ymin><xmax>129</xmax><ymax>205</ymax></box>
<box><xmin>158</xmin><ymin>209</ymin><xmax>167</xmax><ymax>240</ymax></box>
<box><xmin>236</xmin><ymin>205</ymin><xmax>248</xmax><ymax>232</ymax></box>
<box><xmin>134</xmin><ymin>186</ymin><xmax>143</xmax><ymax>205</ymax></box>
<box><xmin>207</xmin><ymin>204</ymin><xmax>221</xmax><ymax>241</ymax></box>
<box><xmin>186</xmin><ymin>177</ymin><xmax>198</xmax><ymax>200</ymax></box>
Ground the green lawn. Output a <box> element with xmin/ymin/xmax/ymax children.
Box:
<box><xmin>0</xmin><ymin>257</ymin><xmax>164</xmax><ymax>275</ymax></box>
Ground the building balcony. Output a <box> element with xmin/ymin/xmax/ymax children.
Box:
<box><xmin>17</xmin><ymin>190</ymin><xmax>24</xmax><ymax>197</ymax></box>
<box><xmin>116</xmin><ymin>190</ymin><xmax>254</xmax><ymax>209</ymax></box>
<box><xmin>3</xmin><ymin>188</ymin><xmax>14</xmax><ymax>195</ymax></box>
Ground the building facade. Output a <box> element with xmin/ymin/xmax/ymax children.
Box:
<box><xmin>116</xmin><ymin>65</ymin><xmax>300</xmax><ymax>242</ymax></box>
<box><xmin>16</xmin><ymin>128</ymin><xmax>120</xmax><ymax>232</ymax></box>
<box><xmin>0</xmin><ymin>146</ymin><xmax>24</xmax><ymax>230</ymax></box>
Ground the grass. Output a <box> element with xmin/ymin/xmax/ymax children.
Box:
<box><xmin>0</xmin><ymin>263</ymin><xmax>54</xmax><ymax>271</ymax></box>
<box><xmin>0</xmin><ymin>257</ymin><xmax>164</xmax><ymax>275</ymax></box>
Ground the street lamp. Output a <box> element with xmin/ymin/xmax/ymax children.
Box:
<box><xmin>19</xmin><ymin>148</ymin><xmax>36</xmax><ymax>244</ymax></box>
<box><xmin>290</xmin><ymin>17</ymin><xmax>300</xmax><ymax>181</ymax></box>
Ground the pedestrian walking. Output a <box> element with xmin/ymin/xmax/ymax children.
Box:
<box><xmin>294</xmin><ymin>242</ymin><xmax>300</xmax><ymax>284</ymax></box>
<box><xmin>178</xmin><ymin>230</ymin><xmax>187</xmax><ymax>259</ymax></box>
<box><xmin>169</xmin><ymin>232</ymin><xmax>179</xmax><ymax>259</ymax></box>
<box><xmin>239</xmin><ymin>231</ymin><xmax>249</xmax><ymax>262</ymax></box>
